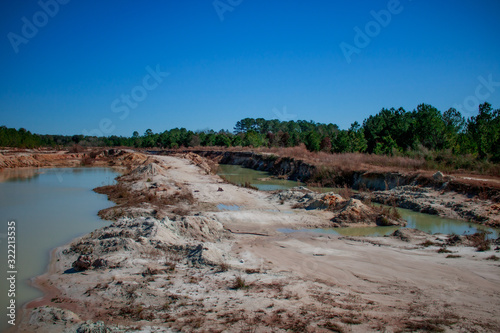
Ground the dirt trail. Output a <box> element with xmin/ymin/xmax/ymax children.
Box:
<box><xmin>12</xmin><ymin>154</ymin><xmax>500</xmax><ymax>332</ymax></box>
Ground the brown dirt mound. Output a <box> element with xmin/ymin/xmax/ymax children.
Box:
<box><xmin>0</xmin><ymin>153</ymin><xmax>41</xmax><ymax>168</ymax></box>
<box><xmin>179</xmin><ymin>152</ymin><xmax>216</xmax><ymax>174</ymax></box>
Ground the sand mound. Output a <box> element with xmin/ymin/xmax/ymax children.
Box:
<box><xmin>164</xmin><ymin>216</ymin><xmax>228</xmax><ymax>243</ymax></box>
<box><xmin>27</xmin><ymin>306</ymin><xmax>81</xmax><ymax>332</ymax></box>
<box><xmin>125</xmin><ymin>161</ymin><xmax>169</xmax><ymax>181</ymax></box>
<box><xmin>331</xmin><ymin>198</ymin><xmax>407</xmax><ymax>227</ymax></box>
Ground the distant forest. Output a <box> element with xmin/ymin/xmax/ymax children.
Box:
<box><xmin>1</xmin><ymin>102</ymin><xmax>499</xmax><ymax>163</ymax></box>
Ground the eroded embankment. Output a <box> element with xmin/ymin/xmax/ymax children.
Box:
<box><xmin>156</xmin><ymin>149</ymin><xmax>500</xmax><ymax>196</ymax></box>
<box><xmin>155</xmin><ymin>149</ymin><xmax>500</xmax><ymax>227</ymax></box>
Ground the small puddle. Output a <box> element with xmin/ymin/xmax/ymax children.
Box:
<box><xmin>217</xmin><ymin>204</ymin><xmax>240</xmax><ymax>211</ymax></box>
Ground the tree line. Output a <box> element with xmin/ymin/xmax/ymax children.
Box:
<box><xmin>1</xmin><ymin>102</ymin><xmax>499</xmax><ymax>162</ymax></box>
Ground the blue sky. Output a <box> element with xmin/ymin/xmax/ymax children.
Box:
<box><xmin>1</xmin><ymin>0</ymin><xmax>500</xmax><ymax>136</ymax></box>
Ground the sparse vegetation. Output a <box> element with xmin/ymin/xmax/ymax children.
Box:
<box><xmin>340</xmin><ymin>316</ymin><xmax>363</xmax><ymax>325</ymax></box>
<box><xmin>466</xmin><ymin>231</ymin><xmax>492</xmax><ymax>252</ymax></box>
<box><xmin>339</xmin><ymin>185</ymin><xmax>353</xmax><ymax>200</ymax></box>
<box><xmin>94</xmin><ymin>181</ymin><xmax>196</xmax><ymax>218</ymax></box>
<box><xmin>420</xmin><ymin>240</ymin><xmax>438</xmax><ymax>247</ymax></box>
<box><xmin>232</xmin><ymin>275</ymin><xmax>249</xmax><ymax>290</ymax></box>
<box><xmin>322</xmin><ymin>321</ymin><xmax>345</xmax><ymax>332</ymax></box>
<box><xmin>400</xmin><ymin>313</ymin><xmax>459</xmax><ymax>333</ymax></box>
<box><xmin>446</xmin><ymin>254</ymin><xmax>462</xmax><ymax>259</ymax></box>
<box><xmin>216</xmin><ymin>262</ymin><xmax>229</xmax><ymax>272</ymax></box>
<box><xmin>81</xmin><ymin>156</ymin><xmax>95</xmax><ymax>166</ymax></box>
<box><xmin>245</xmin><ymin>268</ymin><xmax>261</xmax><ymax>274</ymax></box>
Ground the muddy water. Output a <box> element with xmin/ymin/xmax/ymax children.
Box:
<box><xmin>0</xmin><ymin>168</ymin><xmax>119</xmax><ymax>332</ymax></box>
<box><xmin>217</xmin><ymin>164</ymin><xmax>500</xmax><ymax>238</ymax></box>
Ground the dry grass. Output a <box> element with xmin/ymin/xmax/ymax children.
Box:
<box><xmin>321</xmin><ymin>321</ymin><xmax>345</xmax><ymax>332</ymax></box>
<box><xmin>171</xmin><ymin>207</ymin><xmax>190</xmax><ymax>216</ymax></box>
<box><xmin>420</xmin><ymin>240</ymin><xmax>438</xmax><ymax>247</ymax></box>
<box><xmin>94</xmin><ymin>182</ymin><xmax>196</xmax><ymax>216</ymax></box>
<box><xmin>232</xmin><ymin>275</ymin><xmax>249</xmax><ymax>290</ymax></box>
<box><xmin>81</xmin><ymin>156</ymin><xmax>95</xmax><ymax>166</ymax></box>
<box><xmin>69</xmin><ymin>144</ymin><xmax>84</xmax><ymax>153</ymax></box>
<box><xmin>339</xmin><ymin>185</ymin><xmax>353</xmax><ymax>200</ymax></box>
<box><xmin>173</xmin><ymin>144</ymin><xmax>426</xmax><ymax>172</ymax></box>
<box><xmin>377</xmin><ymin>205</ymin><xmax>401</xmax><ymax>220</ymax></box>
<box><xmin>340</xmin><ymin>316</ymin><xmax>363</xmax><ymax>325</ymax></box>
<box><xmin>255</xmin><ymin>145</ymin><xmax>425</xmax><ymax>172</ymax></box>
<box><xmin>466</xmin><ymin>232</ymin><xmax>491</xmax><ymax>252</ymax></box>
<box><xmin>165</xmin><ymin>144</ymin><xmax>500</xmax><ymax>178</ymax></box>
<box><xmin>400</xmin><ymin>314</ymin><xmax>459</xmax><ymax>333</ymax></box>
<box><xmin>245</xmin><ymin>268</ymin><xmax>261</xmax><ymax>274</ymax></box>
<box><xmin>216</xmin><ymin>262</ymin><xmax>230</xmax><ymax>272</ymax></box>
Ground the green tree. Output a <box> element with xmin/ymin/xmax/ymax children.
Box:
<box><xmin>214</xmin><ymin>134</ymin><xmax>232</xmax><ymax>147</ymax></box>
<box><xmin>413</xmin><ymin>104</ymin><xmax>446</xmax><ymax>150</ymax></box>
<box><xmin>467</xmin><ymin>102</ymin><xmax>499</xmax><ymax>159</ymax></box>
<box><xmin>442</xmin><ymin>108</ymin><xmax>464</xmax><ymax>151</ymax></box>
<box><xmin>304</xmin><ymin>131</ymin><xmax>321</xmax><ymax>152</ymax></box>
<box><xmin>243</xmin><ymin>131</ymin><xmax>263</xmax><ymax>147</ymax></box>
<box><xmin>348</xmin><ymin>122</ymin><xmax>367</xmax><ymax>153</ymax></box>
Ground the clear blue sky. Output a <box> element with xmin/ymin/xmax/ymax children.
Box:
<box><xmin>1</xmin><ymin>0</ymin><xmax>499</xmax><ymax>136</ymax></box>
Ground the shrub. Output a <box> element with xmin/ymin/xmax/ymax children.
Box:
<box><xmin>419</xmin><ymin>240</ymin><xmax>437</xmax><ymax>247</ymax></box>
<box><xmin>466</xmin><ymin>232</ymin><xmax>491</xmax><ymax>252</ymax></box>
<box><xmin>81</xmin><ymin>156</ymin><xmax>94</xmax><ymax>166</ymax></box>
<box><xmin>339</xmin><ymin>185</ymin><xmax>353</xmax><ymax>200</ymax></box>
<box><xmin>217</xmin><ymin>262</ymin><xmax>229</xmax><ymax>272</ymax></box>
<box><xmin>232</xmin><ymin>275</ymin><xmax>249</xmax><ymax>290</ymax></box>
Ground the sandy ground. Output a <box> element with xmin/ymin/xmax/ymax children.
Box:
<box><xmin>8</xmin><ymin>153</ymin><xmax>500</xmax><ymax>332</ymax></box>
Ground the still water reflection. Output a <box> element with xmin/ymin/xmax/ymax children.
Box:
<box><xmin>0</xmin><ymin>167</ymin><xmax>119</xmax><ymax>332</ymax></box>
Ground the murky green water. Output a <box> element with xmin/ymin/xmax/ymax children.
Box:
<box><xmin>0</xmin><ymin>168</ymin><xmax>119</xmax><ymax>332</ymax></box>
<box><xmin>310</xmin><ymin>206</ymin><xmax>499</xmax><ymax>238</ymax></box>
<box><xmin>217</xmin><ymin>164</ymin><xmax>499</xmax><ymax>238</ymax></box>
<box><xmin>218</xmin><ymin>164</ymin><xmax>304</xmax><ymax>191</ymax></box>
